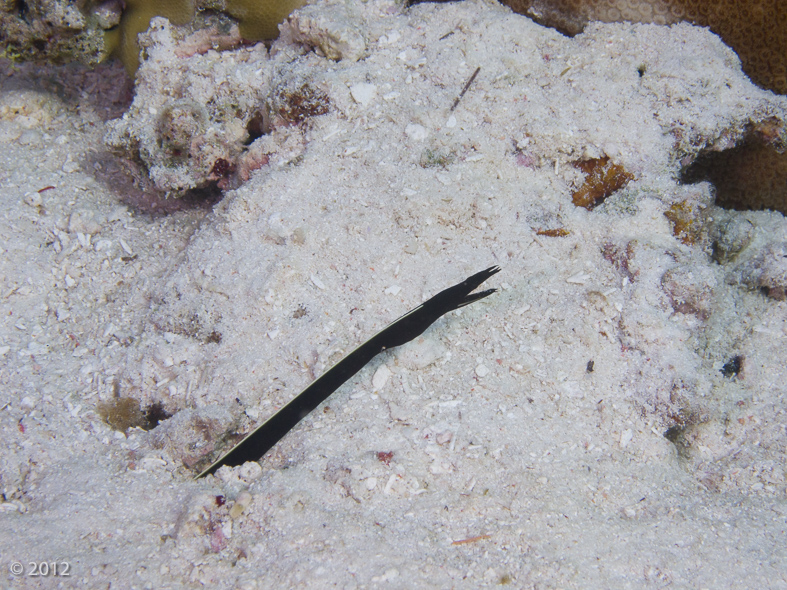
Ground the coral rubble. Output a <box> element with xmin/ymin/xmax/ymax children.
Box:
<box><xmin>104</xmin><ymin>18</ymin><xmax>271</xmax><ymax>194</ymax></box>
<box><xmin>0</xmin><ymin>0</ymin><xmax>308</xmax><ymax>73</ymax></box>
<box><xmin>0</xmin><ymin>0</ymin><xmax>111</xmax><ymax>66</ymax></box>
<box><xmin>4</xmin><ymin>0</ymin><xmax>787</xmax><ymax>96</ymax></box>
<box><xmin>500</xmin><ymin>0</ymin><xmax>787</xmax><ymax>95</ymax></box>
<box><xmin>103</xmin><ymin>3</ymin><xmax>358</xmax><ymax>195</ymax></box>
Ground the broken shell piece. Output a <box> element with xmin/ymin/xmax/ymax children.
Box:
<box><xmin>405</xmin><ymin>124</ymin><xmax>429</xmax><ymax>141</ymax></box>
<box><xmin>620</xmin><ymin>428</ymin><xmax>633</xmax><ymax>448</ymax></box>
<box><xmin>429</xmin><ymin>457</ymin><xmax>453</xmax><ymax>475</ymax></box>
<box><xmin>229</xmin><ymin>490</ymin><xmax>253</xmax><ymax>519</ymax></box>
<box><xmin>350</xmin><ymin>83</ymin><xmax>377</xmax><ymax>106</ymax></box>
<box><xmin>436</xmin><ymin>430</ymin><xmax>453</xmax><ymax>445</ymax></box>
<box><xmin>372</xmin><ymin>364</ymin><xmax>392</xmax><ymax>390</ymax></box>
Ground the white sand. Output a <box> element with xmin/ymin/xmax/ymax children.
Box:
<box><xmin>1</xmin><ymin>0</ymin><xmax>786</xmax><ymax>587</ymax></box>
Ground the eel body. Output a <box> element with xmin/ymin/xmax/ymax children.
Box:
<box><xmin>196</xmin><ymin>266</ymin><xmax>500</xmax><ymax>478</ymax></box>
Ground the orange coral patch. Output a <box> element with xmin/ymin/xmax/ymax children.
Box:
<box><xmin>571</xmin><ymin>156</ymin><xmax>634</xmax><ymax>210</ymax></box>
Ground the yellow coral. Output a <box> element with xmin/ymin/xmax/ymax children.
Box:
<box><xmin>109</xmin><ymin>0</ymin><xmax>307</xmax><ymax>74</ymax></box>
<box><xmin>226</xmin><ymin>0</ymin><xmax>308</xmax><ymax>41</ymax></box>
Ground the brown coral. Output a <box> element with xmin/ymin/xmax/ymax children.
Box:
<box><xmin>663</xmin><ymin>199</ymin><xmax>705</xmax><ymax>245</ymax></box>
<box><xmin>571</xmin><ymin>155</ymin><xmax>634</xmax><ymax>210</ymax></box>
<box><xmin>681</xmin><ymin>131</ymin><xmax>787</xmax><ymax>215</ymax></box>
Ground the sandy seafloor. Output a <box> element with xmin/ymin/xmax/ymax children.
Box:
<box><xmin>1</xmin><ymin>0</ymin><xmax>787</xmax><ymax>587</ymax></box>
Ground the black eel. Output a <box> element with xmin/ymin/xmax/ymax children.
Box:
<box><xmin>196</xmin><ymin>265</ymin><xmax>500</xmax><ymax>478</ymax></box>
